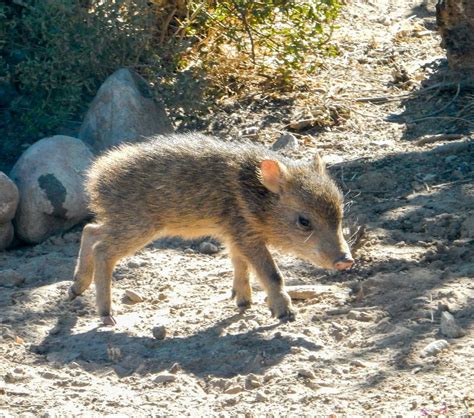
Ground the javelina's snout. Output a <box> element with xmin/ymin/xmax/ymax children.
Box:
<box><xmin>333</xmin><ymin>253</ymin><xmax>354</xmax><ymax>270</ymax></box>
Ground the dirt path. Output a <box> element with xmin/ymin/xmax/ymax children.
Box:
<box><xmin>1</xmin><ymin>0</ymin><xmax>473</xmax><ymax>416</ymax></box>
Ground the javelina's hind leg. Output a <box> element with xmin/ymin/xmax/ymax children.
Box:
<box><xmin>92</xmin><ymin>241</ymin><xmax>119</xmax><ymax>326</ymax></box>
<box><xmin>230</xmin><ymin>253</ymin><xmax>252</xmax><ymax>310</ymax></box>
<box><xmin>69</xmin><ymin>223</ymin><xmax>102</xmax><ymax>300</ymax></box>
<box><xmin>91</xmin><ymin>226</ymin><xmax>157</xmax><ymax>326</ymax></box>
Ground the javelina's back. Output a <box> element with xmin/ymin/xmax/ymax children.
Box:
<box><xmin>71</xmin><ymin>133</ymin><xmax>354</xmax><ymax>325</ymax></box>
<box><xmin>87</xmin><ymin>134</ymin><xmax>281</xmax><ymax>238</ymax></box>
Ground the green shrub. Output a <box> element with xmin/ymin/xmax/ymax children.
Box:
<box><xmin>2</xmin><ymin>0</ymin><xmax>162</xmax><ymax>140</ymax></box>
<box><xmin>0</xmin><ymin>0</ymin><xmax>341</xmax><ymax>162</ymax></box>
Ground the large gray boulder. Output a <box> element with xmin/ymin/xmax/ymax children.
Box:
<box><xmin>10</xmin><ymin>135</ymin><xmax>93</xmax><ymax>244</ymax></box>
<box><xmin>0</xmin><ymin>172</ymin><xmax>19</xmax><ymax>250</ymax></box>
<box><xmin>0</xmin><ymin>171</ymin><xmax>19</xmax><ymax>224</ymax></box>
<box><xmin>79</xmin><ymin>68</ymin><xmax>173</xmax><ymax>154</ymax></box>
<box><xmin>0</xmin><ymin>222</ymin><xmax>14</xmax><ymax>251</ymax></box>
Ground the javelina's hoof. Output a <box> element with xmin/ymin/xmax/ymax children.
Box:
<box><xmin>67</xmin><ymin>286</ymin><xmax>79</xmax><ymax>301</ymax></box>
<box><xmin>268</xmin><ymin>292</ymin><xmax>295</xmax><ymax>322</ymax></box>
<box><xmin>101</xmin><ymin>315</ymin><xmax>117</xmax><ymax>326</ymax></box>
<box><xmin>231</xmin><ymin>288</ymin><xmax>252</xmax><ymax>311</ymax></box>
<box><xmin>277</xmin><ymin>309</ymin><xmax>296</xmax><ymax>322</ymax></box>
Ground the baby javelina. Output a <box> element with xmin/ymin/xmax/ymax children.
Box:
<box><xmin>69</xmin><ymin>134</ymin><xmax>354</xmax><ymax>325</ymax></box>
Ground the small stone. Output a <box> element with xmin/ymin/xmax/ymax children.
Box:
<box><xmin>255</xmin><ymin>392</ymin><xmax>268</xmax><ymax>402</ymax></box>
<box><xmin>127</xmin><ymin>260</ymin><xmax>140</xmax><ymax>269</ymax></box>
<box><xmin>169</xmin><ymin>363</ymin><xmax>181</xmax><ymax>374</ymax></box>
<box><xmin>420</xmin><ymin>339</ymin><xmax>449</xmax><ymax>357</ymax></box>
<box><xmin>350</xmin><ymin>359</ymin><xmax>367</xmax><ymax>368</ymax></box>
<box><xmin>271</xmin><ymin>133</ymin><xmax>299</xmax><ymax>151</ymax></box>
<box><xmin>198</xmin><ymin>241</ymin><xmax>219</xmax><ymax>255</ymax></box>
<box><xmin>5</xmin><ymin>369</ymin><xmax>29</xmax><ymax>383</ymax></box>
<box><xmin>347</xmin><ymin>310</ymin><xmax>373</xmax><ymax>322</ymax></box>
<box><xmin>241</xmin><ymin>126</ymin><xmax>259</xmax><ymax>138</ymax></box>
<box><xmin>154</xmin><ymin>373</ymin><xmax>176</xmax><ymax>384</ymax></box>
<box><xmin>245</xmin><ymin>374</ymin><xmax>262</xmax><ymax>389</ymax></box>
<box><xmin>287</xmin><ymin>285</ymin><xmax>323</xmax><ymax>300</ymax></box>
<box><xmin>297</xmin><ymin>369</ymin><xmax>316</xmax><ymax>379</ymax></box>
<box><xmin>0</xmin><ymin>269</ymin><xmax>25</xmax><ymax>288</ymax></box>
<box><xmin>41</xmin><ymin>371</ymin><xmax>60</xmax><ymax>380</ymax></box>
<box><xmin>224</xmin><ymin>385</ymin><xmax>244</xmax><ymax>394</ymax></box>
<box><xmin>152</xmin><ymin>325</ymin><xmax>167</xmax><ymax>340</ymax></box>
<box><xmin>124</xmin><ymin>289</ymin><xmax>144</xmax><ymax>303</ymax></box>
<box><xmin>440</xmin><ymin>311</ymin><xmax>466</xmax><ymax>338</ymax></box>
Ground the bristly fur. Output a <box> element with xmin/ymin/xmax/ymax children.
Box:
<box><xmin>71</xmin><ymin>133</ymin><xmax>351</xmax><ymax>324</ymax></box>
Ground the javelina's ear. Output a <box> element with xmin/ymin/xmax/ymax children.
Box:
<box><xmin>258</xmin><ymin>160</ymin><xmax>288</xmax><ymax>194</ymax></box>
<box><xmin>312</xmin><ymin>152</ymin><xmax>326</xmax><ymax>175</ymax></box>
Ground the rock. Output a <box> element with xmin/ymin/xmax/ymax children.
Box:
<box><xmin>461</xmin><ymin>215</ymin><xmax>474</xmax><ymax>238</ymax></box>
<box><xmin>0</xmin><ymin>222</ymin><xmax>14</xmax><ymax>251</ymax></box>
<box><xmin>347</xmin><ymin>310</ymin><xmax>373</xmax><ymax>322</ymax></box>
<box><xmin>10</xmin><ymin>136</ymin><xmax>93</xmax><ymax>244</ymax></box>
<box><xmin>124</xmin><ymin>289</ymin><xmax>144</xmax><ymax>303</ymax></box>
<box><xmin>420</xmin><ymin>339</ymin><xmax>449</xmax><ymax>357</ymax></box>
<box><xmin>437</xmin><ymin>0</ymin><xmax>474</xmax><ymax>70</ymax></box>
<box><xmin>245</xmin><ymin>374</ymin><xmax>262</xmax><ymax>389</ymax></box>
<box><xmin>169</xmin><ymin>363</ymin><xmax>181</xmax><ymax>374</ymax></box>
<box><xmin>297</xmin><ymin>369</ymin><xmax>316</xmax><ymax>379</ymax></box>
<box><xmin>40</xmin><ymin>371</ymin><xmax>60</xmax><ymax>380</ymax></box>
<box><xmin>287</xmin><ymin>285</ymin><xmax>326</xmax><ymax>300</ymax></box>
<box><xmin>255</xmin><ymin>391</ymin><xmax>268</xmax><ymax>402</ymax></box>
<box><xmin>5</xmin><ymin>369</ymin><xmax>30</xmax><ymax>383</ymax></box>
<box><xmin>198</xmin><ymin>241</ymin><xmax>219</xmax><ymax>255</ymax></box>
<box><xmin>224</xmin><ymin>385</ymin><xmax>244</xmax><ymax>394</ymax></box>
<box><xmin>79</xmin><ymin>68</ymin><xmax>173</xmax><ymax>154</ymax></box>
<box><xmin>271</xmin><ymin>133</ymin><xmax>298</xmax><ymax>151</ymax></box>
<box><xmin>0</xmin><ymin>269</ymin><xmax>25</xmax><ymax>288</ymax></box>
<box><xmin>0</xmin><ymin>172</ymin><xmax>19</xmax><ymax>224</ymax></box>
<box><xmin>440</xmin><ymin>311</ymin><xmax>466</xmax><ymax>338</ymax></box>
<box><xmin>241</xmin><ymin>126</ymin><xmax>259</xmax><ymax>138</ymax></box>
<box><xmin>152</xmin><ymin>325</ymin><xmax>167</xmax><ymax>340</ymax></box>
<box><xmin>154</xmin><ymin>373</ymin><xmax>177</xmax><ymax>384</ymax></box>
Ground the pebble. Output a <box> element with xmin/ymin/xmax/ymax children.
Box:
<box><xmin>286</xmin><ymin>285</ymin><xmax>321</xmax><ymax>300</ymax></box>
<box><xmin>5</xmin><ymin>369</ymin><xmax>30</xmax><ymax>383</ymax></box>
<box><xmin>245</xmin><ymin>374</ymin><xmax>262</xmax><ymax>389</ymax></box>
<box><xmin>420</xmin><ymin>339</ymin><xmax>449</xmax><ymax>357</ymax></box>
<box><xmin>440</xmin><ymin>311</ymin><xmax>466</xmax><ymax>338</ymax></box>
<box><xmin>198</xmin><ymin>241</ymin><xmax>219</xmax><ymax>255</ymax></box>
<box><xmin>0</xmin><ymin>269</ymin><xmax>25</xmax><ymax>288</ymax></box>
<box><xmin>124</xmin><ymin>289</ymin><xmax>144</xmax><ymax>303</ymax></box>
<box><xmin>152</xmin><ymin>325</ymin><xmax>167</xmax><ymax>340</ymax></box>
<box><xmin>297</xmin><ymin>369</ymin><xmax>316</xmax><ymax>379</ymax></box>
<box><xmin>347</xmin><ymin>310</ymin><xmax>373</xmax><ymax>322</ymax></box>
<box><xmin>255</xmin><ymin>392</ymin><xmax>268</xmax><ymax>402</ymax></box>
<box><xmin>169</xmin><ymin>363</ymin><xmax>181</xmax><ymax>374</ymax></box>
<box><xmin>241</xmin><ymin>126</ymin><xmax>259</xmax><ymax>138</ymax></box>
<box><xmin>154</xmin><ymin>373</ymin><xmax>176</xmax><ymax>384</ymax></box>
<box><xmin>271</xmin><ymin>133</ymin><xmax>299</xmax><ymax>151</ymax></box>
<box><xmin>224</xmin><ymin>385</ymin><xmax>244</xmax><ymax>395</ymax></box>
<box><xmin>41</xmin><ymin>371</ymin><xmax>60</xmax><ymax>380</ymax></box>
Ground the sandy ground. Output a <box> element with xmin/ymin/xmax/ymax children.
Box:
<box><xmin>1</xmin><ymin>0</ymin><xmax>473</xmax><ymax>416</ymax></box>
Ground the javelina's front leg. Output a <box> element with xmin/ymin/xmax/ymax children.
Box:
<box><xmin>236</xmin><ymin>241</ymin><xmax>295</xmax><ymax>321</ymax></box>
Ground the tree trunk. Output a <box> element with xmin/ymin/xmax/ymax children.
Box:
<box><xmin>437</xmin><ymin>0</ymin><xmax>474</xmax><ymax>71</ymax></box>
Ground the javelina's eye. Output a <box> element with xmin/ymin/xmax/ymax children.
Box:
<box><xmin>297</xmin><ymin>215</ymin><xmax>312</xmax><ymax>230</ymax></box>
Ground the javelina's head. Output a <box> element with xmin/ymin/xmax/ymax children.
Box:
<box><xmin>258</xmin><ymin>155</ymin><xmax>353</xmax><ymax>270</ymax></box>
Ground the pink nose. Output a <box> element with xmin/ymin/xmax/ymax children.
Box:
<box><xmin>333</xmin><ymin>255</ymin><xmax>354</xmax><ymax>270</ymax></box>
